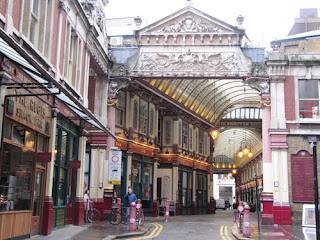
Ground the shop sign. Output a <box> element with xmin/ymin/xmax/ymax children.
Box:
<box><xmin>7</xmin><ymin>95</ymin><xmax>51</xmax><ymax>136</ymax></box>
<box><xmin>36</xmin><ymin>152</ymin><xmax>52</xmax><ymax>162</ymax></box>
<box><xmin>70</xmin><ymin>161</ymin><xmax>81</xmax><ymax>168</ymax></box>
<box><xmin>108</xmin><ymin>147</ymin><xmax>122</xmax><ymax>185</ymax></box>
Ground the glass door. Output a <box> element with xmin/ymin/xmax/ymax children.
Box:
<box><xmin>31</xmin><ymin>169</ymin><xmax>44</xmax><ymax>235</ymax></box>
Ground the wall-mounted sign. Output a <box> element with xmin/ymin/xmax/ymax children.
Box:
<box><xmin>108</xmin><ymin>148</ymin><xmax>122</xmax><ymax>185</ymax></box>
<box><xmin>6</xmin><ymin>94</ymin><xmax>51</xmax><ymax>136</ymax></box>
<box><xmin>291</xmin><ymin>150</ymin><xmax>314</xmax><ymax>203</ymax></box>
<box><xmin>36</xmin><ymin>152</ymin><xmax>52</xmax><ymax>162</ymax></box>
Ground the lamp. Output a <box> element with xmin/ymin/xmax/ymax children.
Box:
<box><xmin>248</xmin><ymin>151</ymin><xmax>253</xmax><ymax>158</ymax></box>
<box><xmin>210</xmin><ymin>80</ymin><xmax>220</xmax><ymax>140</ymax></box>
<box><xmin>209</xmin><ymin>127</ymin><xmax>220</xmax><ymax>140</ymax></box>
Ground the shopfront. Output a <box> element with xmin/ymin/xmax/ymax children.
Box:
<box><xmin>52</xmin><ymin>117</ymin><xmax>79</xmax><ymax>228</ymax></box>
<box><xmin>196</xmin><ymin>170</ymin><xmax>208</xmax><ymax>214</ymax></box>
<box><xmin>178</xmin><ymin>166</ymin><xmax>193</xmax><ymax>215</ymax></box>
<box><xmin>131</xmin><ymin>154</ymin><xmax>153</xmax><ymax>212</ymax></box>
<box><xmin>0</xmin><ymin>87</ymin><xmax>52</xmax><ymax>239</ymax></box>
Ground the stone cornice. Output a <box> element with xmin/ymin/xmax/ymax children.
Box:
<box><xmin>87</xmin><ymin>30</ymin><xmax>111</xmax><ymax>74</ymax></box>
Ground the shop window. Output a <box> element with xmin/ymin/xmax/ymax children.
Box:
<box><xmin>38</xmin><ymin>135</ymin><xmax>48</xmax><ymax>152</ymax></box>
<box><xmin>139</xmin><ymin>100</ymin><xmax>148</xmax><ymax>134</ymax></box>
<box><xmin>142</xmin><ymin>163</ymin><xmax>152</xmax><ymax>201</ymax></box>
<box><xmin>299</xmin><ymin>79</ymin><xmax>320</xmax><ymax>118</ymax></box>
<box><xmin>131</xmin><ymin>161</ymin><xmax>141</xmax><ymax>198</ymax></box>
<box><xmin>3</xmin><ymin>122</ymin><xmax>12</xmax><ymax>140</ymax></box>
<box><xmin>13</xmin><ymin>125</ymin><xmax>25</xmax><ymax>146</ymax></box>
<box><xmin>116</xmin><ymin>91</ymin><xmax>125</xmax><ymax>126</ymax></box>
<box><xmin>0</xmin><ymin>144</ymin><xmax>34</xmax><ymax>212</ymax></box>
<box><xmin>25</xmin><ymin>131</ymin><xmax>36</xmax><ymax>149</ymax></box>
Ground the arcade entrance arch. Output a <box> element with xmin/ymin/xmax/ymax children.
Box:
<box><xmin>109</xmin><ymin>5</ymin><xmax>286</xmax><ymax>224</ymax></box>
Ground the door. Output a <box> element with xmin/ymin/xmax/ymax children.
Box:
<box><xmin>31</xmin><ymin>169</ymin><xmax>45</xmax><ymax>235</ymax></box>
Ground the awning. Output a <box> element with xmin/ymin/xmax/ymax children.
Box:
<box><xmin>0</xmin><ymin>29</ymin><xmax>117</xmax><ymax>139</ymax></box>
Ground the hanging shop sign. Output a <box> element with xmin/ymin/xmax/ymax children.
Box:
<box><xmin>6</xmin><ymin>94</ymin><xmax>51</xmax><ymax>136</ymax></box>
<box><xmin>108</xmin><ymin>147</ymin><xmax>122</xmax><ymax>185</ymax></box>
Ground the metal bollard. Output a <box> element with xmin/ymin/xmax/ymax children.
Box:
<box><xmin>136</xmin><ymin>199</ymin><xmax>142</xmax><ymax>225</ymax></box>
<box><xmin>116</xmin><ymin>198</ymin><xmax>121</xmax><ymax>219</ymax></box>
<box><xmin>129</xmin><ymin>202</ymin><xmax>137</xmax><ymax>232</ymax></box>
<box><xmin>242</xmin><ymin>204</ymin><xmax>251</xmax><ymax>237</ymax></box>
<box><xmin>165</xmin><ymin>200</ymin><xmax>170</xmax><ymax>222</ymax></box>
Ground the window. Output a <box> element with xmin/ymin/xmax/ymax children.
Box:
<box><xmin>199</xmin><ymin>130</ymin><xmax>204</xmax><ymax>155</ymax></box>
<box><xmin>139</xmin><ymin>100</ymin><xmax>148</xmax><ymax>134</ymax></box>
<box><xmin>299</xmin><ymin>80</ymin><xmax>320</xmax><ymax>118</ymax></box>
<box><xmin>182</xmin><ymin>122</ymin><xmax>188</xmax><ymax>149</ymax></box>
<box><xmin>116</xmin><ymin>91</ymin><xmax>125</xmax><ymax>126</ymax></box>
<box><xmin>0</xmin><ymin>144</ymin><xmax>34</xmax><ymax>212</ymax></box>
<box><xmin>30</xmin><ymin>0</ymin><xmax>40</xmax><ymax>45</ymax></box>
<box><xmin>64</xmin><ymin>26</ymin><xmax>81</xmax><ymax>89</ymax></box>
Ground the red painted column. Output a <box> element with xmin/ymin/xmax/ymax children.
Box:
<box><xmin>260</xmin><ymin>93</ymin><xmax>274</xmax><ymax>225</ymax></box>
<box><xmin>74</xmin><ymin>197</ymin><xmax>84</xmax><ymax>225</ymax></box>
<box><xmin>152</xmin><ymin>200</ymin><xmax>158</xmax><ymax>217</ymax></box>
<box><xmin>42</xmin><ymin>196</ymin><xmax>53</xmax><ymax>235</ymax></box>
<box><xmin>192</xmin><ymin>201</ymin><xmax>197</xmax><ymax>215</ymax></box>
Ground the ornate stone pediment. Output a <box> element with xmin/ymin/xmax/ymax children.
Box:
<box><xmin>140</xmin><ymin>6</ymin><xmax>237</xmax><ymax>35</ymax></box>
<box><xmin>136</xmin><ymin>6</ymin><xmax>243</xmax><ymax>46</ymax></box>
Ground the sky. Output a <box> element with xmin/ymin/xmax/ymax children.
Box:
<box><xmin>105</xmin><ymin>0</ymin><xmax>320</xmax><ymax>49</ymax></box>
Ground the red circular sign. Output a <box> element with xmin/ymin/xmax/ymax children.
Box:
<box><xmin>112</xmin><ymin>155</ymin><xmax>119</xmax><ymax>163</ymax></box>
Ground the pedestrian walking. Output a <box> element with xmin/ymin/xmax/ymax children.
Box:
<box><xmin>123</xmin><ymin>187</ymin><xmax>137</xmax><ymax>224</ymax></box>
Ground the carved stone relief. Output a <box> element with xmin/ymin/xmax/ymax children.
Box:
<box><xmin>157</xmin><ymin>16</ymin><xmax>224</xmax><ymax>33</ymax></box>
<box><xmin>135</xmin><ymin>50</ymin><xmax>248</xmax><ymax>74</ymax></box>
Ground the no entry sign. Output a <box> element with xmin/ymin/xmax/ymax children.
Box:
<box><xmin>108</xmin><ymin>147</ymin><xmax>122</xmax><ymax>185</ymax></box>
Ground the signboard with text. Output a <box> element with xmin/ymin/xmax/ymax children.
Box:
<box><xmin>108</xmin><ymin>148</ymin><xmax>122</xmax><ymax>185</ymax></box>
<box><xmin>291</xmin><ymin>150</ymin><xmax>314</xmax><ymax>203</ymax></box>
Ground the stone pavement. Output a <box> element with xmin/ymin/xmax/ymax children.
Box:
<box><xmin>30</xmin><ymin>220</ymin><xmax>152</xmax><ymax>240</ymax></box>
<box><xmin>232</xmin><ymin>213</ymin><xmax>316</xmax><ymax>240</ymax></box>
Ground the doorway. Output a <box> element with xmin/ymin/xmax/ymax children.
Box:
<box><xmin>31</xmin><ymin>168</ymin><xmax>45</xmax><ymax>235</ymax></box>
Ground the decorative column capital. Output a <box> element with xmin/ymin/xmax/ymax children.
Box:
<box><xmin>107</xmin><ymin>98</ymin><xmax>118</xmax><ymax>107</ymax></box>
<box><xmin>260</xmin><ymin>94</ymin><xmax>271</xmax><ymax>109</ymax></box>
<box><xmin>270</xmin><ymin>76</ymin><xmax>285</xmax><ymax>83</ymax></box>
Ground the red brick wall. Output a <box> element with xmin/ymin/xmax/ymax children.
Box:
<box><xmin>59</xmin><ymin>13</ymin><xmax>67</xmax><ymax>76</ymax></box>
<box><xmin>284</xmin><ymin>76</ymin><xmax>296</xmax><ymax>123</ymax></box>
<box><xmin>12</xmin><ymin>0</ymin><xmax>21</xmax><ymax>30</ymax></box>
<box><xmin>0</xmin><ymin>1</ymin><xmax>6</xmax><ymax>16</ymax></box>
<box><xmin>88</xmin><ymin>76</ymin><xmax>96</xmax><ymax>112</ymax></box>
<box><xmin>51</xmin><ymin>0</ymin><xmax>60</xmax><ymax>67</ymax></box>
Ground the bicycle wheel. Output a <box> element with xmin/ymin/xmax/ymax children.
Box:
<box><xmin>108</xmin><ymin>209</ymin><xmax>122</xmax><ymax>225</ymax></box>
<box><xmin>88</xmin><ymin>208</ymin><xmax>101</xmax><ymax>223</ymax></box>
<box><xmin>139</xmin><ymin>210</ymin><xmax>145</xmax><ymax>225</ymax></box>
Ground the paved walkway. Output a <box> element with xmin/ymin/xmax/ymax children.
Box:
<box><xmin>232</xmin><ymin>213</ymin><xmax>316</xmax><ymax>240</ymax></box>
<box><xmin>30</xmin><ymin>212</ymin><xmax>316</xmax><ymax>240</ymax></box>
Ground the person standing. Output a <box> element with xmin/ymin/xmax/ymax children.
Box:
<box><xmin>123</xmin><ymin>187</ymin><xmax>137</xmax><ymax>224</ymax></box>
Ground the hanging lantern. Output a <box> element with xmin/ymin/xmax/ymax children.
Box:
<box><xmin>209</xmin><ymin>127</ymin><xmax>220</xmax><ymax>140</ymax></box>
<box><xmin>248</xmin><ymin>151</ymin><xmax>253</xmax><ymax>158</ymax></box>
<box><xmin>237</xmin><ymin>150</ymin><xmax>244</xmax><ymax>158</ymax></box>
<box><xmin>242</xmin><ymin>145</ymin><xmax>250</xmax><ymax>155</ymax></box>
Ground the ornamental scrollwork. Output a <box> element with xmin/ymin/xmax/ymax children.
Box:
<box><xmin>245</xmin><ymin>77</ymin><xmax>270</xmax><ymax>94</ymax></box>
<box><xmin>158</xmin><ymin>16</ymin><xmax>223</xmax><ymax>33</ymax></box>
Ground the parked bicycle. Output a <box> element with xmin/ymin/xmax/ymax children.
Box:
<box><xmin>108</xmin><ymin>204</ymin><xmax>145</xmax><ymax>228</ymax></box>
<box><xmin>108</xmin><ymin>204</ymin><xmax>128</xmax><ymax>225</ymax></box>
<box><xmin>86</xmin><ymin>201</ymin><xmax>101</xmax><ymax>223</ymax></box>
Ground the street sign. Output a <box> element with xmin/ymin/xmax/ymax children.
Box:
<box><xmin>108</xmin><ymin>148</ymin><xmax>122</xmax><ymax>185</ymax></box>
